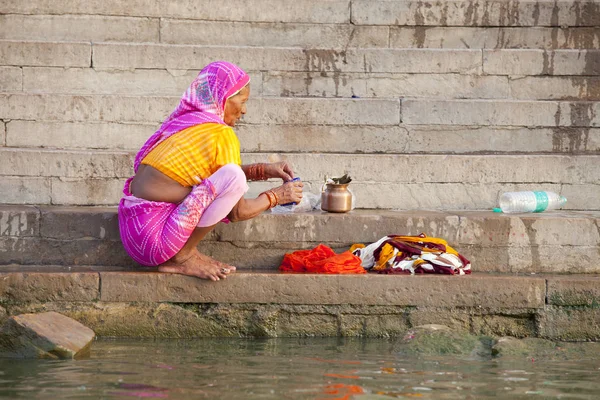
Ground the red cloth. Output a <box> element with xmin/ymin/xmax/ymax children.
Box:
<box><xmin>280</xmin><ymin>244</ymin><xmax>366</xmax><ymax>274</ymax></box>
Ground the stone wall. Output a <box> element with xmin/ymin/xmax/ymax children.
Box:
<box><xmin>0</xmin><ymin>269</ymin><xmax>598</xmax><ymax>340</ymax></box>
<box><xmin>0</xmin><ymin>0</ymin><xmax>598</xmax><ymax>210</ymax></box>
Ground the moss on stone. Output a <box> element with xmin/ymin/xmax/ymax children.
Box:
<box><xmin>393</xmin><ymin>325</ymin><xmax>491</xmax><ymax>357</ymax></box>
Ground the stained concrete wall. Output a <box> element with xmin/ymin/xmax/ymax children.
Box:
<box><xmin>0</xmin><ymin>0</ymin><xmax>598</xmax><ymax>210</ymax></box>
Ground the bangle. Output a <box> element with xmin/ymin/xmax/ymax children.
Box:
<box><xmin>261</xmin><ymin>190</ymin><xmax>277</xmax><ymax>209</ymax></box>
<box><xmin>261</xmin><ymin>190</ymin><xmax>277</xmax><ymax>208</ymax></box>
<box><xmin>269</xmin><ymin>190</ymin><xmax>279</xmax><ymax>206</ymax></box>
<box><xmin>247</xmin><ymin>163</ymin><xmax>267</xmax><ymax>181</ymax></box>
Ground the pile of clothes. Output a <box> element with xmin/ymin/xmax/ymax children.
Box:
<box><xmin>280</xmin><ymin>233</ymin><xmax>471</xmax><ymax>275</ymax></box>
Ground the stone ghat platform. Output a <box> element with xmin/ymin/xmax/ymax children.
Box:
<box><xmin>1</xmin><ymin>206</ymin><xmax>599</xmax><ymax>274</ymax></box>
<box><xmin>0</xmin><ymin>267</ymin><xmax>598</xmax><ymax>341</ymax></box>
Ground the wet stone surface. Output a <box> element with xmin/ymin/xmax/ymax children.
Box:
<box><xmin>0</xmin><ymin>311</ymin><xmax>95</xmax><ymax>359</ymax></box>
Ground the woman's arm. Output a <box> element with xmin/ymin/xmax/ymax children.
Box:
<box><xmin>242</xmin><ymin>162</ymin><xmax>295</xmax><ymax>182</ymax></box>
<box><xmin>227</xmin><ymin>180</ymin><xmax>304</xmax><ymax>222</ymax></box>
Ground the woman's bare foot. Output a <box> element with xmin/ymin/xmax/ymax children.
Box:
<box><xmin>158</xmin><ymin>249</ymin><xmax>236</xmax><ymax>281</ymax></box>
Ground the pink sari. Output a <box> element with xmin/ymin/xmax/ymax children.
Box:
<box><xmin>118</xmin><ymin>61</ymin><xmax>250</xmax><ymax>266</ymax></box>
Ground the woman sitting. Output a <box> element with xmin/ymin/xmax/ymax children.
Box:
<box><xmin>118</xmin><ymin>61</ymin><xmax>303</xmax><ymax>281</ymax></box>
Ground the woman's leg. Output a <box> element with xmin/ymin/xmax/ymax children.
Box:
<box><xmin>159</xmin><ymin>164</ymin><xmax>248</xmax><ymax>280</ymax></box>
<box><xmin>198</xmin><ymin>163</ymin><xmax>249</xmax><ymax>227</ymax></box>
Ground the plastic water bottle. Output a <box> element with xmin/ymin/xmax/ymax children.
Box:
<box><xmin>496</xmin><ymin>191</ymin><xmax>567</xmax><ymax>213</ymax></box>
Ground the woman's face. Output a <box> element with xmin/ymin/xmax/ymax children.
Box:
<box><xmin>223</xmin><ymin>85</ymin><xmax>250</xmax><ymax>127</ymax></box>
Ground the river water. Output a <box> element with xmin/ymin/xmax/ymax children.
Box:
<box><xmin>0</xmin><ymin>338</ymin><xmax>598</xmax><ymax>399</ymax></box>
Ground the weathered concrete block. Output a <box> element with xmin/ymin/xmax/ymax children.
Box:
<box><xmin>262</xmin><ymin>72</ymin><xmax>368</xmax><ymax>98</ymax></box>
<box><xmin>0</xmin><ymin>40</ymin><xmax>91</xmax><ymax>67</ymax></box>
<box><xmin>390</xmin><ymin>27</ymin><xmax>600</xmax><ymax>50</ymax></box>
<box><xmin>0</xmin><ymin>205</ymin><xmax>39</xmax><ymax>237</ymax></box>
<box><xmin>0</xmin><ymin>15</ymin><xmax>159</xmax><ymax>42</ymax></box>
<box><xmin>22</xmin><ymin>68</ymin><xmax>262</xmax><ymax>97</ymax></box>
<box><xmin>100</xmin><ymin>272</ymin><xmax>340</xmax><ymax>304</ymax></box>
<box><xmin>363</xmin><ymin>48</ymin><xmax>482</xmax><ymax>74</ymax></box>
<box><xmin>256</xmin><ymin>98</ymin><xmax>400</xmax><ymax>126</ymax></box>
<box><xmin>253</xmin><ymin>181</ymin><xmax>600</xmax><ymax>211</ymax></box>
<box><xmin>280</xmin><ymin>312</ymin><xmax>339</xmax><ymax>337</ymax></box>
<box><xmin>40</xmin><ymin>206</ymin><xmax>119</xmax><ymax>240</ymax></box>
<box><xmin>51</xmin><ymin>178</ymin><xmax>123</xmax><ymax>206</ymax></box>
<box><xmin>199</xmin><ymin>240</ymin><xmax>333</xmax><ymax>270</ymax></box>
<box><xmin>0</xmin><ymin>0</ymin><xmax>352</xmax><ymax>23</ymax></box>
<box><xmin>94</xmin><ymin>43</ymin><xmax>482</xmax><ymax>74</ymax></box>
<box><xmin>458</xmin><ymin>212</ymin><xmax>600</xmax><ymax>247</ymax></box>
<box><xmin>408</xmin><ymin>308</ymin><xmax>471</xmax><ymax>332</ymax></box>
<box><xmin>484</xmin><ymin>49</ymin><xmax>600</xmax><ymax>75</ymax></box>
<box><xmin>343</xmin><ymin>182</ymin><xmax>534</xmax><ymax>210</ymax></box>
<box><xmin>0</xmin><ymin>93</ymin><xmax>175</xmax><ymax>123</ymax></box>
<box><xmin>510</xmin><ymin>77</ymin><xmax>600</xmax><ymax>101</ymax></box>
<box><xmin>471</xmin><ymin>315</ymin><xmax>537</xmax><ymax>338</ymax></box>
<box><xmin>351</xmin><ymin>0</ymin><xmax>600</xmax><ymax>27</ymax></box>
<box><xmin>243</xmin><ymin>153</ymin><xmax>600</xmax><ymax>184</ymax></box>
<box><xmin>93</xmin><ymin>43</ymin><xmax>266</xmax><ymax>71</ymax></box>
<box><xmin>22</xmin><ymin>67</ymin><xmax>196</xmax><ymax>96</ymax></box>
<box><xmin>561</xmin><ymin>184</ymin><xmax>600</xmax><ymax>211</ymax></box>
<box><xmin>538</xmin><ymin>307</ymin><xmax>600</xmax><ymax>341</ymax></box>
<box><xmin>161</xmin><ymin>20</ymin><xmax>388</xmax><ymax>48</ymax></box>
<box><xmin>0</xmin><ymin>67</ymin><xmax>22</xmax><ymax>92</ymax></box>
<box><xmin>6</xmin><ymin>120</ymin><xmax>156</xmax><ymax>150</ymax></box>
<box><xmin>402</xmin><ymin>99</ymin><xmax>600</xmax><ymax>127</ymax></box>
<box><xmin>0</xmin><ymin>177</ymin><xmax>51</xmax><ymax>205</ymax></box>
<box><xmin>215</xmin><ymin>210</ymin><xmax>460</xmax><ymax>243</ymax></box>
<box><xmin>406</xmin><ymin>126</ymin><xmax>600</xmax><ymax>154</ymax></box>
<box><xmin>548</xmin><ymin>277</ymin><xmax>600</xmax><ymax>306</ymax></box>
<box><xmin>366</xmin><ymin>73</ymin><xmax>508</xmax><ymax>99</ymax></box>
<box><xmin>0</xmin><ymin>148</ymin><xmax>134</xmax><ymax>178</ymax></box>
<box><xmin>506</xmin><ymin>245</ymin><xmax>600</xmax><ymax>274</ymax></box>
<box><xmin>237</xmin><ymin>124</ymin><xmax>410</xmax><ymax>154</ymax></box>
<box><xmin>263</xmin><ymin>72</ymin><xmax>508</xmax><ymax>99</ymax></box>
<box><xmin>0</xmin><ymin>312</ymin><xmax>95</xmax><ymax>359</ymax></box>
<box><xmin>0</xmin><ymin>237</ymin><xmax>130</xmax><ymax>266</ymax></box>
<box><xmin>0</xmin><ymin>273</ymin><xmax>99</xmax><ymax>302</ymax></box>
<box><xmin>100</xmin><ymin>272</ymin><xmax>545</xmax><ymax>308</ymax></box>
<box><xmin>337</xmin><ymin>275</ymin><xmax>545</xmax><ymax>308</ymax></box>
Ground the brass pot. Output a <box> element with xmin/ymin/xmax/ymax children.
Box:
<box><xmin>321</xmin><ymin>183</ymin><xmax>352</xmax><ymax>213</ymax></box>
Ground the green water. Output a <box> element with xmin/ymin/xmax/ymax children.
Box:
<box><xmin>0</xmin><ymin>338</ymin><xmax>598</xmax><ymax>399</ymax></box>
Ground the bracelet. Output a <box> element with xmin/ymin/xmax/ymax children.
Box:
<box><xmin>261</xmin><ymin>190</ymin><xmax>279</xmax><ymax>209</ymax></box>
<box><xmin>247</xmin><ymin>163</ymin><xmax>267</xmax><ymax>181</ymax></box>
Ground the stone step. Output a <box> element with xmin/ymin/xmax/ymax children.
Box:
<box><xmin>5</xmin><ymin>121</ymin><xmax>599</xmax><ymax>155</ymax></box>
<box><xmin>1</xmin><ymin>15</ymin><xmax>597</xmax><ymax>50</ymax></box>
<box><xmin>0</xmin><ymin>147</ymin><xmax>598</xmax><ymax>208</ymax></box>
<box><xmin>352</xmin><ymin>0</ymin><xmax>600</xmax><ymax>27</ymax></box>
<box><xmin>3</xmin><ymin>0</ymin><xmax>597</xmax><ymax>28</ymax></box>
<box><xmin>1</xmin><ymin>148</ymin><xmax>598</xmax><ymax>185</ymax></box>
<box><xmin>3</xmin><ymin>40</ymin><xmax>599</xmax><ymax>76</ymax></box>
<box><xmin>390</xmin><ymin>26</ymin><xmax>600</xmax><ymax>49</ymax></box>
<box><xmin>2</xmin><ymin>175</ymin><xmax>598</xmax><ymax>209</ymax></box>
<box><xmin>0</xmin><ymin>0</ymin><xmax>351</xmax><ymax>24</ymax></box>
<box><xmin>1</xmin><ymin>206</ymin><xmax>599</xmax><ymax>273</ymax></box>
<box><xmin>1</xmin><ymin>93</ymin><xmax>598</xmax><ymax>127</ymax></box>
<box><xmin>0</xmin><ymin>267</ymin><xmax>598</xmax><ymax>339</ymax></box>
<box><xmin>0</xmin><ymin>267</ymin><xmax>600</xmax><ymax>341</ymax></box>
<box><xmin>7</xmin><ymin>67</ymin><xmax>600</xmax><ymax>101</ymax></box>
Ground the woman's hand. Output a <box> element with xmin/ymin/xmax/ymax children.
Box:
<box><xmin>272</xmin><ymin>180</ymin><xmax>304</xmax><ymax>205</ymax></box>
<box><xmin>265</xmin><ymin>161</ymin><xmax>295</xmax><ymax>182</ymax></box>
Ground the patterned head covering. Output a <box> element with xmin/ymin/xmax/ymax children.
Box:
<box><xmin>134</xmin><ymin>61</ymin><xmax>250</xmax><ymax>171</ymax></box>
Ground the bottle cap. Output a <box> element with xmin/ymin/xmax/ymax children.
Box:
<box><xmin>493</xmin><ymin>208</ymin><xmax>503</xmax><ymax>213</ymax></box>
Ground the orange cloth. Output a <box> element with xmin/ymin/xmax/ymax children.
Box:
<box><xmin>280</xmin><ymin>244</ymin><xmax>366</xmax><ymax>274</ymax></box>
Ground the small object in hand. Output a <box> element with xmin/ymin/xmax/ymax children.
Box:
<box><xmin>280</xmin><ymin>177</ymin><xmax>301</xmax><ymax>206</ymax></box>
<box><xmin>220</xmin><ymin>268</ymin><xmax>229</xmax><ymax>274</ymax></box>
